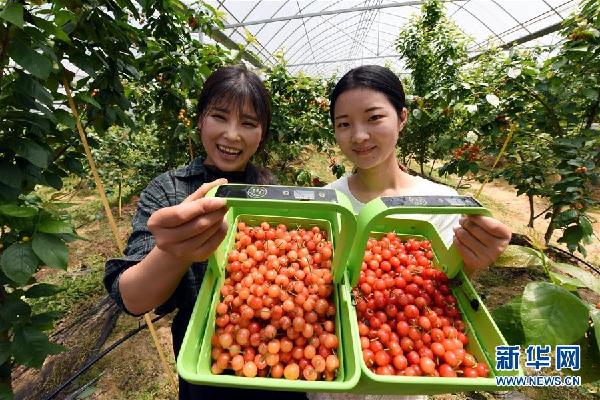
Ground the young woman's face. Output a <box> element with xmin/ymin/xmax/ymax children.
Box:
<box><xmin>200</xmin><ymin>100</ymin><xmax>263</xmax><ymax>171</ymax></box>
<box><xmin>333</xmin><ymin>88</ymin><xmax>407</xmax><ymax>171</ymax></box>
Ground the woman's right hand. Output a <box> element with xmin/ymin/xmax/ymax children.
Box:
<box><xmin>147</xmin><ymin>178</ymin><xmax>229</xmax><ymax>264</ymax></box>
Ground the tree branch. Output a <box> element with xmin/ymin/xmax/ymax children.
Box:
<box><xmin>533</xmin><ymin>204</ymin><xmax>553</xmax><ymax>220</ymax></box>
<box><xmin>513</xmin><ymin>81</ymin><xmax>565</xmax><ymax>137</ymax></box>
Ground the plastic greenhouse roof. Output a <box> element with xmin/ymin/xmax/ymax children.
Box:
<box><xmin>204</xmin><ymin>0</ymin><xmax>579</xmax><ymax>77</ymax></box>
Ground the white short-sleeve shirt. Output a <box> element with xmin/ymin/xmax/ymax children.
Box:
<box><xmin>326</xmin><ymin>175</ymin><xmax>461</xmax><ymax>248</ymax></box>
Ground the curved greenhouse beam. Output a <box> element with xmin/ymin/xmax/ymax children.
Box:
<box><xmin>310</xmin><ymin>33</ymin><xmax>398</xmax><ymax>67</ymax></box>
<box><xmin>542</xmin><ymin>0</ymin><xmax>565</xmax><ymax>19</ymax></box>
<box><xmin>346</xmin><ymin>0</ymin><xmax>381</xmax><ymax>63</ymax></box>
<box><xmin>449</xmin><ymin>0</ymin><xmax>471</xmax><ymax>17</ymax></box>
<box><xmin>297</xmin><ymin>42</ymin><xmax>400</xmax><ymax>75</ymax></box>
<box><xmin>297</xmin><ymin>0</ymin><xmax>317</xmax><ymax>64</ymax></box>
<box><xmin>218</xmin><ymin>1</ymin><xmax>436</xmax><ymax>29</ymax></box>
<box><xmin>378</xmin><ymin>9</ymin><xmax>473</xmax><ymax>49</ymax></box>
<box><xmin>468</xmin><ymin>2</ymin><xmax>571</xmax><ymax>52</ymax></box>
<box><xmin>285</xmin><ymin>14</ymin><xmax>383</xmax><ymax>65</ymax></box>
<box><xmin>285</xmin><ymin>3</ymin><xmax>404</xmax><ymax>64</ymax></box>
<box><xmin>263</xmin><ymin>0</ymin><xmax>350</xmax><ymax>60</ymax></box>
<box><xmin>261</xmin><ymin>0</ymin><xmax>319</xmax><ymax>49</ymax></box>
<box><xmin>240</xmin><ymin>1</ymin><xmax>263</xmax><ymax>23</ymax></box>
<box><xmin>288</xmin><ymin>26</ymin><xmax>385</xmax><ymax>69</ymax></box>
<box><xmin>309</xmin><ymin>54</ymin><xmax>409</xmax><ymax>77</ymax></box>
<box><xmin>457</xmin><ymin>6</ymin><xmax>505</xmax><ymax>44</ymax></box>
<box><xmin>286</xmin><ymin>16</ymin><xmax>380</xmax><ymax>65</ymax></box>
<box><xmin>289</xmin><ymin>54</ymin><xmax>403</xmax><ymax>68</ymax></box>
<box><xmin>208</xmin><ymin>30</ymin><xmax>264</xmax><ymax>68</ymax></box>
<box><xmin>303</xmin><ymin>35</ymin><xmax>379</xmax><ymax>66</ymax></box>
<box><xmin>255</xmin><ymin>0</ymin><xmax>310</xmax><ymax>38</ymax></box>
<box><xmin>467</xmin><ymin>21</ymin><xmax>563</xmax><ymax>61</ymax></box>
<box><xmin>216</xmin><ymin>0</ymin><xmax>277</xmax><ymax>64</ymax></box>
<box><xmin>490</xmin><ymin>0</ymin><xmax>532</xmax><ymax>35</ymax></box>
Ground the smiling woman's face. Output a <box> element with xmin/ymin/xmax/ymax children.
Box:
<box><xmin>200</xmin><ymin>100</ymin><xmax>263</xmax><ymax>172</ymax></box>
<box><xmin>333</xmin><ymin>87</ymin><xmax>406</xmax><ymax>171</ymax></box>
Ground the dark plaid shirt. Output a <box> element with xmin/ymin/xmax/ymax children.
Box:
<box><xmin>104</xmin><ymin>156</ymin><xmax>250</xmax><ymax>317</ymax></box>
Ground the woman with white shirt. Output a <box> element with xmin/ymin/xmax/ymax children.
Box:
<box><xmin>311</xmin><ymin>65</ymin><xmax>511</xmax><ymax>400</ymax></box>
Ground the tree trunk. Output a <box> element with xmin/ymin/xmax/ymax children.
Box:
<box><xmin>0</xmin><ymin>285</ymin><xmax>11</xmax><ymax>395</ymax></box>
<box><xmin>527</xmin><ymin>194</ymin><xmax>535</xmax><ymax>228</ymax></box>
<box><xmin>455</xmin><ymin>176</ymin><xmax>464</xmax><ymax>190</ymax></box>
<box><xmin>428</xmin><ymin>159</ymin><xmax>437</xmax><ymax>177</ymax></box>
<box><xmin>544</xmin><ymin>205</ymin><xmax>561</xmax><ymax>244</ymax></box>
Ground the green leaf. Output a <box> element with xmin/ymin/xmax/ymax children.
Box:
<box><xmin>0</xmin><ymin>297</ymin><xmax>31</xmax><ymax>324</ymax></box>
<box><xmin>579</xmin><ymin>216</ymin><xmax>593</xmax><ymax>236</ymax></box>
<box><xmin>0</xmin><ymin>182</ymin><xmax>21</xmax><ymax>202</ymax></box>
<box><xmin>32</xmin><ymin>233</ymin><xmax>68</xmax><ymax>269</ymax></box>
<box><xmin>0</xmin><ymin>203</ymin><xmax>37</xmax><ymax>218</ymax></box>
<box><xmin>25</xmin><ymin>283</ymin><xmax>63</xmax><ymax>298</ymax></box>
<box><xmin>11</xmin><ymin>139</ymin><xmax>50</xmax><ymax>168</ymax></box>
<box><xmin>0</xmin><ymin>242</ymin><xmax>39</xmax><ymax>285</ymax></box>
<box><xmin>58</xmin><ymin>232</ymin><xmax>86</xmax><ymax>242</ymax></box>
<box><xmin>558</xmin><ymin>225</ymin><xmax>584</xmax><ymax>249</ymax></box>
<box><xmin>555</xmin><ymin>209</ymin><xmax>578</xmax><ymax>224</ymax></box>
<box><xmin>42</xmin><ymin>171</ymin><xmax>63</xmax><ymax>190</ymax></box>
<box><xmin>0</xmin><ymin>160</ymin><xmax>23</xmax><ymax>189</ymax></box>
<box><xmin>29</xmin><ymin>311</ymin><xmax>62</xmax><ymax>331</ymax></box>
<box><xmin>31</xmin><ymin>15</ymin><xmax>71</xmax><ymax>44</ymax></box>
<box><xmin>552</xmin><ymin>262</ymin><xmax>600</xmax><ymax>295</ymax></box>
<box><xmin>521</xmin><ymin>282</ymin><xmax>589</xmax><ymax>346</ymax></box>
<box><xmin>38</xmin><ymin>218</ymin><xmax>74</xmax><ymax>234</ymax></box>
<box><xmin>492</xmin><ymin>296</ymin><xmax>525</xmax><ymax>345</ymax></box>
<box><xmin>590</xmin><ymin>309</ymin><xmax>600</xmax><ymax>354</ymax></box>
<box><xmin>75</xmin><ymin>93</ymin><xmax>101</xmax><ymax>109</ymax></box>
<box><xmin>0</xmin><ymin>340</ymin><xmax>10</xmax><ymax>365</ymax></box>
<box><xmin>492</xmin><ymin>245</ymin><xmax>543</xmax><ymax>268</ymax></box>
<box><xmin>14</xmin><ymin>74</ymin><xmax>54</xmax><ymax>108</ymax></box>
<box><xmin>7</xmin><ymin>37</ymin><xmax>52</xmax><ymax>80</ymax></box>
<box><xmin>54</xmin><ymin>109</ymin><xmax>76</xmax><ymax>129</ymax></box>
<box><xmin>11</xmin><ymin>325</ymin><xmax>64</xmax><ymax>368</ymax></box>
<box><xmin>0</xmin><ymin>382</ymin><xmax>13</xmax><ymax>400</ymax></box>
<box><xmin>583</xmin><ymin>88</ymin><xmax>599</xmax><ymax>101</ymax></box>
<box><xmin>179</xmin><ymin>65</ymin><xmax>194</xmax><ymax>88</ymax></box>
<box><xmin>549</xmin><ymin>271</ymin><xmax>584</xmax><ymax>291</ymax></box>
<box><xmin>0</xmin><ymin>3</ymin><xmax>24</xmax><ymax>28</ymax></box>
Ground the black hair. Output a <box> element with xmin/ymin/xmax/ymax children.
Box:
<box><xmin>196</xmin><ymin>64</ymin><xmax>275</xmax><ymax>184</ymax></box>
<box><xmin>329</xmin><ymin>65</ymin><xmax>407</xmax><ymax>125</ymax></box>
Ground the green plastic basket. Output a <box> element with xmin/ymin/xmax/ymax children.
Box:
<box><xmin>342</xmin><ymin>195</ymin><xmax>523</xmax><ymax>395</ymax></box>
<box><xmin>177</xmin><ymin>184</ymin><xmax>360</xmax><ymax>392</ymax></box>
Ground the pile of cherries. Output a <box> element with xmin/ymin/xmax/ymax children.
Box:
<box><xmin>211</xmin><ymin>222</ymin><xmax>340</xmax><ymax>381</ymax></box>
<box><xmin>353</xmin><ymin>233</ymin><xmax>490</xmax><ymax>378</ymax></box>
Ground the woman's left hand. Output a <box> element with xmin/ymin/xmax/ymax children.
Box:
<box><xmin>453</xmin><ymin>215</ymin><xmax>512</xmax><ymax>277</ymax></box>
